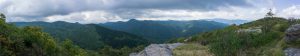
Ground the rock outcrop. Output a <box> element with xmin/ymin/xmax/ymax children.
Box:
<box><xmin>285</xmin><ymin>24</ymin><xmax>300</xmax><ymax>44</ymax></box>
<box><xmin>284</xmin><ymin>24</ymin><xmax>300</xmax><ymax>56</ymax></box>
<box><xmin>284</xmin><ymin>48</ymin><xmax>300</xmax><ymax>56</ymax></box>
<box><xmin>130</xmin><ymin>43</ymin><xmax>184</xmax><ymax>56</ymax></box>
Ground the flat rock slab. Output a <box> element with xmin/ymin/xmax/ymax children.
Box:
<box><xmin>130</xmin><ymin>43</ymin><xmax>184</xmax><ymax>56</ymax></box>
<box><xmin>285</xmin><ymin>48</ymin><xmax>300</xmax><ymax>56</ymax></box>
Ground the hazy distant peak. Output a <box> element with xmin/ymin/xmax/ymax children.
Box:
<box><xmin>203</xmin><ymin>18</ymin><xmax>250</xmax><ymax>25</ymax></box>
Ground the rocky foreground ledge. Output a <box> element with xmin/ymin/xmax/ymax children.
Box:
<box><xmin>130</xmin><ymin>43</ymin><xmax>184</xmax><ymax>56</ymax></box>
<box><xmin>285</xmin><ymin>24</ymin><xmax>300</xmax><ymax>56</ymax></box>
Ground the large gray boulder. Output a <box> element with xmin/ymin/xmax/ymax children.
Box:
<box><xmin>130</xmin><ymin>43</ymin><xmax>183</xmax><ymax>56</ymax></box>
<box><xmin>285</xmin><ymin>24</ymin><xmax>300</xmax><ymax>45</ymax></box>
<box><xmin>285</xmin><ymin>24</ymin><xmax>300</xmax><ymax>56</ymax></box>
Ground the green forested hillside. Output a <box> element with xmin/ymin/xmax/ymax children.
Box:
<box><xmin>177</xmin><ymin>17</ymin><xmax>300</xmax><ymax>56</ymax></box>
<box><xmin>89</xmin><ymin>24</ymin><xmax>149</xmax><ymax>48</ymax></box>
<box><xmin>100</xmin><ymin>19</ymin><xmax>228</xmax><ymax>42</ymax></box>
<box><xmin>0</xmin><ymin>16</ymin><xmax>91</xmax><ymax>56</ymax></box>
<box><xmin>12</xmin><ymin>21</ymin><xmax>150</xmax><ymax>56</ymax></box>
<box><xmin>0</xmin><ymin>14</ymin><xmax>147</xmax><ymax>56</ymax></box>
<box><xmin>14</xmin><ymin>21</ymin><xmax>149</xmax><ymax>50</ymax></box>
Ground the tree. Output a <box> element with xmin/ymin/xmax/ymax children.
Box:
<box><xmin>266</xmin><ymin>9</ymin><xmax>275</xmax><ymax>17</ymax></box>
<box><xmin>61</xmin><ymin>39</ymin><xmax>88</xmax><ymax>56</ymax></box>
<box><xmin>0</xmin><ymin>13</ymin><xmax>5</xmax><ymax>22</ymax></box>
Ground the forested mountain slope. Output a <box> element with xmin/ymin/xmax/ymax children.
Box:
<box><xmin>0</xmin><ymin>16</ymin><xmax>92</xmax><ymax>56</ymax></box>
<box><xmin>100</xmin><ymin>19</ymin><xmax>228</xmax><ymax>42</ymax></box>
<box><xmin>13</xmin><ymin>21</ymin><xmax>149</xmax><ymax>50</ymax></box>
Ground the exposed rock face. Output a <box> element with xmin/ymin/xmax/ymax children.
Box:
<box><xmin>284</xmin><ymin>24</ymin><xmax>300</xmax><ymax>56</ymax></box>
<box><xmin>285</xmin><ymin>24</ymin><xmax>300</xmax><ymax>44</ymax></box>
<box><xmin>130</xmin><ymin>43</ymin><xmax>184</xmax><ymax>56</ymax></box>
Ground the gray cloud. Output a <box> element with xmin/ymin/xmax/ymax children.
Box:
<box><xmin>107</xmin><ymin>0</ymin><xmax>252</xmax><ymax>19</ymax></box>
<box><xmin>112</xmin><ymin>0</ymin><xmax>251</xmax><ymax>11</ymax></box>
<box><xmin>2</xmin><ymin>0</ymin><xmax>105</xmax><ymax>18</ymax></box>
<box><xmin>0</xmin><ymin>0</ymin><xmax>252</xmax><ymax>23</ymax></box>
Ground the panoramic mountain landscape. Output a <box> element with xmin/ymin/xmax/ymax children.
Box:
<box><xmin>1</xmin><ymin>0</ymin><xmax>300</xmax><ymax>56</ymax></box>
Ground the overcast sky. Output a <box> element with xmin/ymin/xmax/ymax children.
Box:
<box><xmin>1</xmin><ymin>0</ymin><xmax>300</xmax><ymax>23</ymax></box>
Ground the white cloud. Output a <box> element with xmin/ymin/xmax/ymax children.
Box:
<box><xmin>279</xmin><ymin>5</ymin><xmax>300</xmax><ymax>18</ymax></box>
<box><xmin>136</xmin><ymin>6</ymin><xmax>268</xmax><ymax>21</ymax></box>
<box><xmin>45</xmin><ymin>11</ymin><xmax>124</xmax><ymax>24</ymax></box>
<box><xmin>45</xmin><ymin>6</ymin><xmax>270</xmax><ymax>24</ymax></box>
<box><xmin>1</xmin><ymin>0</ymin><xmax>107</xmax><ymax>18</ymax></box>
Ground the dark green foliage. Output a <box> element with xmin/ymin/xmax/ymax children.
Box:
<box><xmin>0</xmin><ymin>13</ymin><xmax>5</xmax><ymax>19</ymax></box>
<box><xmin>61</xmin><ymin>39</ymin><xmax>88</xmax><ymax>56</ymax></box>
<box><xmin>89</xmin><ymin>24</ymin><xmax>149</xmax><ymax>48</ymax></box>
<box><xmin>14</xmin><ymin>21</ymin><xmax>105</xmax><ymax>50</ymax></box>
<box><xmin>0</xmin><ymin>18</ymin><xmax>90</xmax><ymax>56</ymax></box>
<box><xmin>99</xmin><ymin>45</ymin><xmax>145</xmax><ymax>56</ymax></box>
<box><xmin>100</xmin><ymin>19</ymin><xmax>228</xmax><ymax>42</ymax></box>
<box><xmin>167</xmin><ymin>37</ymin><xmax>186</xmax><ymax>43</ymax></box>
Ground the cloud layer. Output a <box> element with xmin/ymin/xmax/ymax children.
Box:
<box><xmin>1</xmin><ymin>0</ymin><xmax>300</xmax><ymax>23</ymax></box>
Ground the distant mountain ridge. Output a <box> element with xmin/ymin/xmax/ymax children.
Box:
<box><xmin>13</xmin><ymin>21</ymin><xmax>149</xmax><ymax>50</ymax></box>
<box><xmin>202</xmin><ymin>18</ymin><xmax>250</xmax><ymax>25</ymax></box>
<box><xmin>99</xmin><ymin>19</ymin><xmax>228</xmax><ymax>42</ymax></box>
